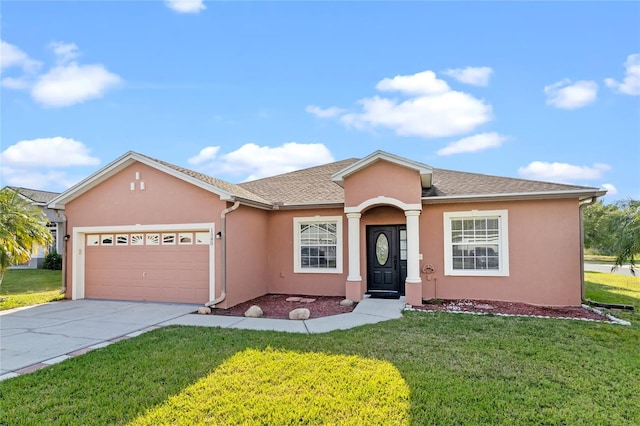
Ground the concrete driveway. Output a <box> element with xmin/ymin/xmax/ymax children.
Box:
<box><xmin>0</xmin><ymin>300</ymin><xmax>199</xmax><ymax>379</ymax></box>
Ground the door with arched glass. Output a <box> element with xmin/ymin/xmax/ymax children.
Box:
<box><xmin>366</xmin><ymin>225</ymin><xmax>407</xmax><ymax>296</ymax></box>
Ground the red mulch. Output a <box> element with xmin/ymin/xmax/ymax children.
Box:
<box><xmin>211</xmin><ymin>294</ymin><xmax>356</xmax><ymax>319</ymax></box>
<box><xmin>412</xmin><ymin>299</ymin><xmax>611</xmax><ymax>322</ymax></box>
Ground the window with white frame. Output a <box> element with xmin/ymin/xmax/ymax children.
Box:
<box><xmin>443</xmin><ymin>210</ymin><xmax>509</xmax><ymax>276</ymax></box>
<box><xmin>293</xmin><ymin>216</ymin><xmax>343</xmax><ymax>273</ymax></box>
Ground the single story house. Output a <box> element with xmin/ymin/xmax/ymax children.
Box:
<box><xmin>48</xmin><ymin>150</ymin><xmax>604</xmax><ymax>308</ymax></box>
<box><xmin>5</xmin><ymin>186</ymin><xmax>64</xmax><ymax>268</ymax></box>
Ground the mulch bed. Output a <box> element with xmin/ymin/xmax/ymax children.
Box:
<box><xmin>211</xmin><ymin>294</ymin><xmax>356</xmax><ymax>319</ymax></box>
<box><xmin>411</xmin><ymin>299</ymin><xmax>612</xmax><ymax>322</ymax></box>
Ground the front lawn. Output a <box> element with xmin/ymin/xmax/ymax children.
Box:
<box><xmin>0</xmin><ymin>269</ymin><xmax>63</xmax><ymax>311</ymax></box>
<box><xmin>1</xmin><ymin>273</ymin><xmax>638</xmax><ymax>425</ymax></box>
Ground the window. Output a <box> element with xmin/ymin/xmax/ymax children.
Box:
<box><xmin>293</xmin><ymin>216</ymin><xmax>343</xmax><ymax>273</ymax></box>
<box><xmin>195</xmin><ymin>232</ymin><xmax>210</xmax><ymax>245</ymax></box>
<box><xmin>87</xmin><ymin>235</ymin><xmax>100</xmax><ymax>246</ymax></box>
<box><xmin>101</xmin><ymin>235</ymin><xmax>113</xmax><ymax>245</ymax></box>
<box><xmin>162</xmin><ymin>233</ymin><xmax>176</xmax><ymax>245</ymax></box>
<box><xmin>116</xmin><ymin>234</ymin><xmax>128</xmax><ymax>245</ymax></box>
<box><xmin>179</xmin><ymin>233</ymin><xmax>193</xmax><ymax>245</ymax></box>
<box><xmin>131</xmin><ymin>234</ymin><xmax>144</xmax><ymax>246</ymax></box>
<box><xmin>146</xmin><ymin>234</ymin><xmax>160</xmax><ymax>245</ymax></box>
<box><xmin>443</xmin><ymin>210</ymin><xmax>509</xmax><ymax>276</ymax></box>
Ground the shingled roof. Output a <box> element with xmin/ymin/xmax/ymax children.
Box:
<box><xmin>238</xmin><ymin>158</ymin><xmax>359</xmax><ymax>205</ymax></box>
<box><xmin>7</xmin><ymin>186</ymin><xmax>61</xmax><ymax>204</ymax></box>
<box><xmin>423</xmin><ymin>168</ymin><xmax>600</xmax><ymax>200</ymax></box>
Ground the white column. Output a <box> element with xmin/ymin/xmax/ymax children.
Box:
<box><xmin>405</xmin><ymin>210</ymin><xmax>422</xmax><ymax>284</ymax></box>
<box><xmin>346</xmin><ymin>212</ymin><xmax>362</xmax><ymax>281</ymax></box>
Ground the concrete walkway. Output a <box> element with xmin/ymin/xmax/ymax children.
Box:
<box><xmin>0</xmin><ymin>296</ymin><xmax>405</xmax><ymax>381</ymax></box>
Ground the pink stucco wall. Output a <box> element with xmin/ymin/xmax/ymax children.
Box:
<box><xmin>265</xmin><ymin>208</ymin><xmax>347</xmax><ymax>296</ymax></box>
<box><xmin>221</xmin><ymin>205</ymin><xmax>270</xmax><ymax>308</ymax></box>
<box><xmin>343</xmin><ymin>160</ymin><xmax>422</xmax><ymax>207</ymax></box>
<box><xmin>419</xmin><ymin>199</ymin><xmax>582</xmax><ymax>306</ymax></box>
<box><xmin>64</xmin><ymin>162</ymin><xmax>226</xmax><ymax>302</ymax></box>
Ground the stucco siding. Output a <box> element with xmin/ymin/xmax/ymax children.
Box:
<box><xmin>419</xmin><ymin>199</ymin><xmax>582</xmax><ymax>306</ymax></box>
<box><xmin>266</xmin><ymin>208</ymin><xmax>347</xmax><ymax>296</ymax></box>
<box><xmin>221</xmin><ymin>205</ymin><xmax>270</xmax><ymax>308</ymax></box>
<box><xmin>343</xmin><ymin>160</ymin><xmax>422</xmax><ymax>208</ymax></box>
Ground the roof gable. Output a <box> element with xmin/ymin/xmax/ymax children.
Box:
<box><xmin>48</xmin><ymin>151</ymin><xmax>270</xmax><ymax>209</ymax></box>
<box><xmin>331</xmin><ymin>150</ymin><xmax>433</xmax><ymax>188</ymax></box>
<box><xmin>5</xmin><ymin>186</ymin><xmax>60</xmax><ymax>205</ymax></box>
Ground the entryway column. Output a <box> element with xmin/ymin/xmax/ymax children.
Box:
<box><xmin>405</xmin><ymin>210</ymin><xmax>423</xmax><ymax>306</ymax></box>
<box><xmin>346</xmin><ymin>212</ymin><xmax>363</xmax><ymax>301</ymax></box>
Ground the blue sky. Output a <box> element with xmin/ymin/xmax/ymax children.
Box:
<box><xmin>1</xmin><ymin>1</ymin><xmax>639</xmax><ymax>201</ymax></box>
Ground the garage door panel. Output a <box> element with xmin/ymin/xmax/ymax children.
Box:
<box><xmin>85</xmin><ymin>231</ymin><xmax>210</xmax><ymax>304</ymax></box>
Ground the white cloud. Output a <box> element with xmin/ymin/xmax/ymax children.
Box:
<box><xmin>544</xmin><ymin>79</ymin><xmax>598</xmax><ymax>109</ymax></box>
<box><xmin>605</xmin><ymin>53</ymin><xmax>640</xmax><ymax>95</ymax></box>
<box><xmin>518</xmin><ymin>161</ymin><xmax>611</xmax><ymax>183</ymax></box>
<box><xmin>191</xmin><ymin>142</ymin><xmax>334</xmax><ymax>181</ymax></box>
<box><xmin>1</xmin><ymin>76</ymin><xmax>31</xmax><ymax>89</ymax></box>
<box><xmin>1</xmin><ymin>137</ymin><xmax>100</xmax><ymax>167</ymax></box>
<box><xmin>443</xmin><ymin>67</ymin><xmax>493</xmax><ymax>87</ymax></box>
<box><xmin>305</xmin><ymin>105</ymin><xmax>347</xmax><ymax>118</ymax></box>
<box><xmin>341</xmin><ymin>91</ymin><xmax>493</xmax><ymax>139</ymax></box>
<box><xmin>601</xmin><ymin>183</ymin><xmax>618</xmax><ymax>196</ymax></box>
<box><xmin>165</xmin><ymin>0</ymin><xmax>206</xmax><ymax>14</ymax></box>
<box><xmin>0</xmin><ymin>40</ymin><xmax>41</xmax><ymax>72</ymax></box>
<box><xmin>31</xmin><ymin>62</ymin><xmax>121</xmax><ymax>107</ymax></box>
<box><xmin>376</xmin><ymin>70</ymin><xmax>450</xmax><ymax>96</ymax></box>
<box><xmin>437</xmin><ymin>132</ymin><xmax>507</xmax><ymax>156</ymax></box>
<box><xmin>1</xmin><ymin>137</ymin><xmax>100</xmax><ymax>191</ymax></box>
<box><xmin>312</xmin><ymin>70</ymin><xmax>493</xmax><ymax>139</ymax></box>
<box><xmin>49</xmin><ymin>41</ymin><xmax>80</xmax><ymax>64</ymax></box>
<box><xmin>188</xmin><ymin>146</ymin><xmax>221</xmax><ymax>165</ymax></box>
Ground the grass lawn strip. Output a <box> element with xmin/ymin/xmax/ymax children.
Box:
<box><xmin>1</xmin><ymin>273</ymin><xmax>638</xmax><ymax>425</ymax></box>
<box><xmin>0</xmin><ymin>269</ymin><xmax>63</xmax><ymax>310</ymax></box>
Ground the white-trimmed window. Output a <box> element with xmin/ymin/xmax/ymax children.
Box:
<box><xmin>179</xmin><ymin>233</ymin><xmax>193</xmax><ymax>245</ymax></box>
<box><xmin>146</xmin><ymin>234</ymin><xmax>160</xmax><ymax>245</ymax></box>
<box><xmin>87</xmin><ymin>235</ymin><xmax>100</xmax><ymax>246</ymax></box>
<box><xmin>293</xmin><ymin>216</ymin><xmax>343</xmax><ymax>274</ymax></box>
<box><xmin>162</xmin><ymin>233</ymin><xmax>176</xmax><ymax>245</ymax></box>
<box><xmin>443</xmin><ymin>210</ymin><xmax>509</xmax><ymax>276</ymax></box>
<box><xmin>131</xmin><ymin>234</ymin><xmax>144</xmax><ymax>246</ymax></box>
<box><xmin>195</xmin><ymin>232</ymin><xmax>210</xmax><ymax>245</ymax></box>
<box><xmin>101</xmin><ymin>235</ymin><xmax>113</xmax><ymax>245</ymax></box>
<box><xmin>116</xmin><ymin>234</ymin><xmax>128</xmax><ymax>245</ymax></box>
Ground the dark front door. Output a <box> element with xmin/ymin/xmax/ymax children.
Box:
<box><xmin>366</xmin><ymin>225</ymin><xmax>407</xmax><ymax>296</ymax></box>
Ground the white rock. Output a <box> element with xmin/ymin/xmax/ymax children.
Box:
<box><xmin>340</xmin><ymin>299</ymin><xmax>355</xmax><ymax>307</ymax></box>
<box><xmin>197</xmin><ymin>307</ymin><xmax>211</xmax><ymax>315</ymax></box>
<box><xmin>244</xmin><ymin>305</ymin><xmax>263</xmax><ymax>318</ymax></box>
<box><xmin>289</xmin><ymin>308</ymin><xmax>310</xmax><ymax>320</ymax></box>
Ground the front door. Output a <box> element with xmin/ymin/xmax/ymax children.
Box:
<box><xmin>366</xmin><ymin>225</ymin><xmax>407</xmax><ymax>296</ymax></box>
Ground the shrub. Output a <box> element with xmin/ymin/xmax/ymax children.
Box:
<box><xmin>42</xmin><ymin>250</ymin><xmax>62</xmax><ymax>270</ymax></box>
<box><xmin>131</xmin><ymin>347</ymin><xmax>410</xmax><ymax>425</ymax></box>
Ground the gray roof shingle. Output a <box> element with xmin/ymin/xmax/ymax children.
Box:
<box><xmin>7</xmin><ymin>187</ymin><xmax>61</xmax><ymax>204</ymax></box>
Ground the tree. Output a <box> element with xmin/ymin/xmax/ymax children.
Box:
<box><xmin>0</xmin><ymin>187</ymin><xmax>53</xmax><ymax>287</ymax></box>
<box><xmin>610</xmin><ymin>200</ymin><xmax>639</xmax><ymax>275</ymax></box>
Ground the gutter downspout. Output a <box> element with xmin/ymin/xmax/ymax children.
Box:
<box><xmin>54</xmin><ymin>209</ymin><xmax>68</xmax><ymax>295</ymax></box>
<box><xmin>579</xmin><ymin>197</ymin><xmax>597</xmax><ymax>303</ymax></box>
<box><xmin>205</xmin><ymin>200</ymin><xmax>240</xmax><ymax>307</ymax></box>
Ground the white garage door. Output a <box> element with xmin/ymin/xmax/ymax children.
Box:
<box><xmin>84</xmin><ymin>231</ymin><xmax>211</xmax><ymax>304</ymax></box>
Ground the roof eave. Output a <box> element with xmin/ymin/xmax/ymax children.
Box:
<box><xmin>421</xmin><ymin>189</ymin><xmax>606</xmax><ymax>204</ymax></box>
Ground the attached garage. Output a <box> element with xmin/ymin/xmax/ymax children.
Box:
<box><xmin>72</xmin><ymin>224</ymin><xmax>215</xmax><ymax>304</ymax></box>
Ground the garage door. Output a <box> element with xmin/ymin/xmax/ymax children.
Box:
<box><xmin>85</xmin><ymin>231</ymin><xmax>211</xmax><ymax>304</ymax></box>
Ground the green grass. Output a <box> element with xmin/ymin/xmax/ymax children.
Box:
<box><xmin>0</xmin><ymin>269</ymin><xmax>63</xmax><ymax>311</ymax></box>
<box><xmin>1</xmin><ymin>273</ymin><xmax>638</xmax><ymax>425</ymax></box>
<box><xmin>584</xmin><ymin>254</ymin><xmax>617</xmax><ymax>264</ymax></box>
<box><xmin>585</xmin><ymin>271</ymin><xmax>640</xmax><ymax>323</ymax></box>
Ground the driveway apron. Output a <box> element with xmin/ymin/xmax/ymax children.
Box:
<box><xmin>0</xmin><ymin>300</ymin><xmax>199</xmax><ymax>376</ymax></box>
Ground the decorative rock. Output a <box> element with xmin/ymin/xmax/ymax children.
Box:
<box><xmin>339</xmin><ymin>299</ymin><xmax>355</xmax><ymax>307</ymax></box>
<box><xmin>197</xmin><ymin>307</ymin><xmax>211</xmax><ymax>315</ymax></box>
<box><xmin>289</xmin><ymin>308</ymin><xmax>310</xmax><ymax>320</ymax></box>
<box><xmin>475</xmin><ymin>303</ymin><xmax>495</xmax><ymax>310</ymax></box>
<box><xmin>286</xmin><ymin>296</ymin><xmax>302</xmax><ymax>302</ymax></box>
<box><xmin>244</xmin><ymin>305</ymin><xmax>263</xmax><ymax>318</ymax></box>
<box><xmin>299</xmin><ymin>298</ymin><xmax>316</xmax><ymax>303</ymax></box>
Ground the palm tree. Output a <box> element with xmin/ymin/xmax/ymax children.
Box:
<box><xmin>0</xmin><ymin>187</ymin><xmax>54</xmax><ymax>287</ymax></box>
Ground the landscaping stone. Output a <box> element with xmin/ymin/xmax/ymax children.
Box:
<box><xmin>340</xmin><ymin>299</ymin><xmax>355</xmax><ymax>307</ymax></box>
<box><xmin>244</xmin><ymin>305</ymin><xmax>263</xmax><ymax>318</ymax></box>
<box><xmin>197</xmin><ymin>307</ymin><xmax>212</xmax><ymax>315</ymax></box>
<box><xmin>475</xmin><ymin>303</ymin><xmax>494</xmax><ymax>310</ymax></box>
<box><xmin>286</xmin><ymin>296</ymin><xmax>302</xmax><ymax>302</ymax></box>
<box><xmin>289</xmin><ymin>308</ymin><xmax>310</xmax><ymax>320</ymax></box>
<box><xmin>300</xmin><ymin>298</ymin><xmax>316</xmax><ymax>303</ymax></box>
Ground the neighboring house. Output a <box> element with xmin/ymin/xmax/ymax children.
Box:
<box><xmin>5</xmin><ymin>186</ymin><xmax>63</xmax><ymax>268</ymax></box>
<box><xmin>47</xmin><ymin>151</ymin><xmax>604</xmax><ymax>308</ymax></box>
